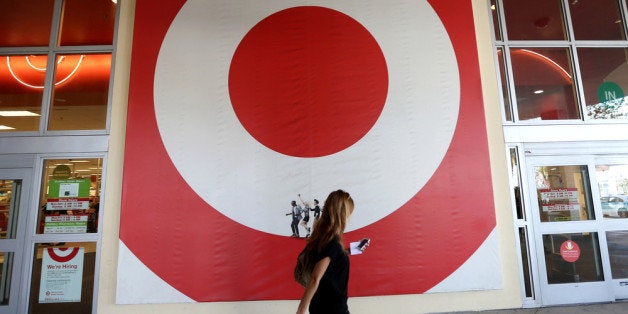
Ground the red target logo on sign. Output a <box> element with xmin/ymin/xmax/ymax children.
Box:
<box><xmin>46</xmin><ymin>247</ymin><xmax>80</xmax><ymax>263</ymax></box>
<box><xmin>120</xmin><ymin>0</ymin><xmax>495</xmax><ymax>302</ymax></box>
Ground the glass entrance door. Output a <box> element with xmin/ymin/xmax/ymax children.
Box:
<box><xmin>0</xmin><ymin>169</ymin><xmax>32</xmax><ymax>313</ymax></box>
<box><xmin>0</xmin><ymin>157</ymin><xmax>104</xmax><ymax>314</ymax></box>
<box><xmin>526</xmin><ymin>156</ymin><xmax>624</xmax><ymax>305</ymax></box>
<box><xmin>593</xmin><ymin>160</ymin><xmax>628</xmax><ymax>300</ymax></box>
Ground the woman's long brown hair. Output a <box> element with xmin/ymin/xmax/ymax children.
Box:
<box><xmin>305</xmin><ymin>189</ymin><xmax>354</xmax><ymax>252</ymax></box>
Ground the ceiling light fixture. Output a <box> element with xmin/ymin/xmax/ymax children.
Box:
<box><xmin>520</xmin><ymin>49</ymin><xmax>572</xmax><ymax>80</ymax></box>
<box><xmin>25</xmin><ymin>55</ymin><xmax>49</xmax><ymax>71</ymax></box>
<box><xmin>6</xmin><ymin>55</ymin><xmax>85</xmax><ymax>89</ymax></box>
<box><xmin>0</xmin><ymin>110</ymin><xmax>40</xmax><ymax>117</ymax></box>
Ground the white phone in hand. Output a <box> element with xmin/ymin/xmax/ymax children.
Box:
<box><xmin>350</xmin><ymin>238</ymin><xmax>371</xmax><ymax>255</ymax></box>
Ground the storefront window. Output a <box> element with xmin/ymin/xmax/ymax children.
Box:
<box><xmin>503</xmin><ymin>0</ymin><xmax>567</xmax><ymax>40</ymax></box>
<box><xmin>570</xmin><ymin>0</ymin><xmax>626</xmax><ymax>40</ymax></box>
<box><xmin>0</xmin><ymin>0</ymin><xmax>54</xmax><ymax>47</ymax></box>
<box><xmin>38</xmin><ymin>159</ymin><xmax>102</xmax><ymax>234</ymax></box>
<box><xmin>606</xmin><ymin>231</ymin><xmax>628</xmax><ymax>278</ymax></box>
<box><xmin>542</xmin><ymin>232</ymin><xmax>604</xmax><ymax>284</ymax></box>
<box><xmin>0</xmin><ymin>180</ymin><xmax>20</xmax><ymax>239</ymax></box>
<box><xmin>0</xmin><ymin>0</ymin><xmax>115</xmax><ymax>133</ymax></box>
<box><xmin>595</xmin><ymin>164</ymin><xmax>628</xmax><ymax>219</ymax></box>
<box><xmin>0</xmin><ymin>252</ymin><xmax>14</xmax><ymax>305</ymax></box>
<box><xmin>490</xmin><ymin>0</ymin><xmax>501</xmax><ymax>41</ymax></box>
<box><xmin>578</xmin><ymin>48</ymin><xmax>628</xmax><ymax>120</ymax></box>
<box><xmin>534</xmin><ymin>165</ymin><xmax>594</xmax><ymax>222</ymax></box>
<box><xmin>58</xmin><ymin>0</ymin><xmax>116</xmax><ymax>46</ymax></box>
<box><xmin>518</xmin><ymin>227</ymin><xmax>534</xmax><ymax>298</ymax></box>
<box><xmin>497</xmin><ymin>48</ymin><xmax>512</xmax><ymax>121</ymax></box>
<box><xmin>28</xmin><ymin>242</ymin><xmax>95</xmax><ymax>313</ymax></box>
<box><xmin>48</xmin><ymin>54</ymin><xmax>111</xmax><ymax>131</ymax></box>
<box><xmin>510</xmin><ymin>148</ymin><xmax>524</xmax><ymax>219</ymax></box>
<box><xmin>493</xmin><ymin>0</ymin><xmax>628</xmax><ymax>123</ymax></box>
<box><xmin>511</xmin><ymin>48</ymin><xmax>579</xmax><ymax>121</ymax></box>
<box><xmin>0</xmin><ymin>54</ymin><xmax>47</xmax><ymax>132</ymax></box>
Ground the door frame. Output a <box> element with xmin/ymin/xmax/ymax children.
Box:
<box><xmin>19</xmin><ymin>153</ymin><xmax>105</xmax><ymax>313</ymax></box>
<box><xmin>524</xmin><ymin>154</ymin><xmax>626</xmax><ymax>305</ymax></box>
<box><xmin>0</xmin><ymin>152</ymin><xmax>105</xmax><ymax>313</ymax></box>
<box><xmin>0</xmin><ymin>167</ymin><xmax>33</xmax><ymax>314</ymax></box>
<box><xmin>589</xmin><ymin>156</ymin><xmax>628</xmax><ymax>300</ymax></box>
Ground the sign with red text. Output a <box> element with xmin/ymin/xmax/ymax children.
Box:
<box><xmin>539</xmin><ymin>188</ymin><xmax>581</xmax><ymax>212</ymax></box>
<box><xmin>44</xmin><ymin>215</ymin><xmax>88</xmax><ymax>234</ymax></box>
<box><xmin>542</xmin><ymin>203</ymin><xmax>582</xmax><ymax>212</ymax></box>
<box><xmin>39</xmin><ymin>247</ymin><xmax>84</xmax><ymax>303</ymax></box>
<box><xmin>118</xmin><ymin>0</ymin><xmax>498</xmax><ymax>303</ymax></box>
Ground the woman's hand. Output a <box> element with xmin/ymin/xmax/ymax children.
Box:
<box><xmin>358</xmin><ymin>238</ymin><xmax>370</xmax><ymax>253</ymax></box>
<box><xmin>349</xmin><ymin>238</ymin><xmax>371</xmax><ymax>255</ymax></box>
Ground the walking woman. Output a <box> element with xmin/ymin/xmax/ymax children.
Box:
<box><xmin>296</xmin><ymin>189</ymin><xmax>354</xmax><ymax>314</ymax></box>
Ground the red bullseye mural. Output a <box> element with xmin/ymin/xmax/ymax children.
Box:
<box><xmin>119</xmin><ymin>0</ymin><xmax>497</xmax><ymax>303</ymax></box>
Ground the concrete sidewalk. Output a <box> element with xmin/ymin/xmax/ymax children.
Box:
<box><xmin>445</xmin><ymin>301</ymin><xmax>628</xmax><ymax>313</ymax></box>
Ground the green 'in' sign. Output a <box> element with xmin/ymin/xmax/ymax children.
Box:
<box><xmin>598</xmin><ymin>81</ymin><xmax>624</xmax><ymax>103</ymax></box>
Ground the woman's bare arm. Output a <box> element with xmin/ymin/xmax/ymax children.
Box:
<box><xmin>296</xmin><ymin>257</ymin><xmax>331</xmax><ymax>314</ymax></box>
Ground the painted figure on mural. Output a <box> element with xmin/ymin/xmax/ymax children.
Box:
<box><xmin>298</xmin><ymin>194</ymin><xmax>312</xmax><ymax>237</ymax></box>
<box><xmin>286</xmin><ymin>200</ymin><xmax>303</xmax><ymax>237</ymax></box>
<box><xmin>311</xmin><ymin>199</ymin><xmax>321</xmax><ymax>222</ymax></box>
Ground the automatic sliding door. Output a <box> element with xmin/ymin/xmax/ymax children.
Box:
<box><xmin>527</xmin><ymin>159</ymin><xmax>613</xmax><ymax>306</ymax></box>
<box><xmin>594</xmin><ymin>163</ymin><xmax>628</xmax><ymax>299</ymax></box>
<box><xmin>0</xmin><ymin>169</ymin><xmax>32</xmax><ymax>313</ymax></box>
